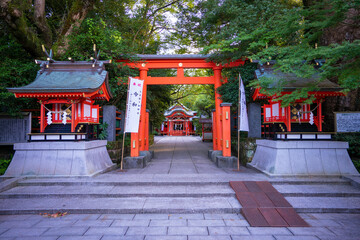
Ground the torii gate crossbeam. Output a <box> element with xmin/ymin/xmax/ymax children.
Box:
<box><xmin>117</xmin><ymin>55</ymin><xmax>245</xmax><ymax>157</ymax></box>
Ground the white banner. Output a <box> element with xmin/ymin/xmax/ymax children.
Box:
<box><xmin>239</xmin><ymin>75</ymin><xmax>249</xmax><ymax>132</ymax></box>
<box><xmin>124</xmin><ymin>77</ymin><xmax>144</xmax><ymax>133</ymax></box>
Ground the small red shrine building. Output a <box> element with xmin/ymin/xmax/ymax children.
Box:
<box><xmin>8</xmin><ymin>57</ymin><xmax>112</xmax><ymax>141</ymax></box>
<box><xmin>252</xmin><ymin>62</ymin><xmax>344</xmax><ymax>140</ymax></box>
<box><xmin>160</xmin><ymin>104</ymin><xmax>196</xmax><ymax>136</ymax></box>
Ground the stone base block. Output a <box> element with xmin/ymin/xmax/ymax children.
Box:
<box><xmin>123</xmin><ymin>150</ymin><xmax>153</xmax><ymax>169</ymax></box>
<box><xmin>208</xmin><ymin>150</ymin><xmax>222</xmax><ymax>163</ymax></box>
<box><xmin>123</xmin><ymin>155</ymin><xmax>146</xmax><ymax>168</ymax></box>
<box><xmin>208</xmin><ymin>150</ymin><xmax>237</xmax><ymax>168</ymax></box>
<box><xmin>216</xmin><ymin>156</ymin><xmax>238</xmax><ymax>168</ymax></box>
<box><xmin>4</xmin><ymin>140</ymin><xmax>115</xmax><ymax>177</ymax></box>
<box><xmin>249</xmin><ymin>140</ymin><xmax>359</xmax><ymax>176</ymax></box>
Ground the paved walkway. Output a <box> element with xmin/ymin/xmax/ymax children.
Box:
<box><xmin>125</xmin><ymin>136</ymin><xmax>252</xmax><ymax>174</ymax></box>
<box><xmin>0</xmin><ymin>212</ymin><xmax>359</xmax><ymax>239</ymax></box>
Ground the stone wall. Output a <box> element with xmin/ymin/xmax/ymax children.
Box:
<box><xmin>231</xmin><ymin>138</ymin><xmax>257</xmax><ymax>166</ymax></box>
<box><xmin>0</xmin><ymin>113</ymin><xmax>31</xmax><ymax>144</ymax></box>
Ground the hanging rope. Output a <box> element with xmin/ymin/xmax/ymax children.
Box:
<box><xmin>41</xmin><ymin>103</ymin><xmax>74</xmax><ymax>125</ymax></box>
<box><xmin>41</xmin><ymin>104</ymin><xmax>72</xmax><ymax>114</ymax></box>
<box><xmin>295</xmin><ymin>99</ymin><xmax>323</xmax><ymax>124</ymax></box>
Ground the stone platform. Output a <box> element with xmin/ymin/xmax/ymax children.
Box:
<box><xmin>249</xmin><ymin>140</ymin><xmax>359</xmax><ymax>176</ymax></box>
<box><xmin>4</xmin><ymin>140</ymin><xmax>115</xmax><ymax>177</ymax></box>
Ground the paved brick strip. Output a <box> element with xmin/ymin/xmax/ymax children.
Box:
<box><xmin>230</xmin><ymin>181</ymin><xmax>309</xmax><ymax>227</ymax></box>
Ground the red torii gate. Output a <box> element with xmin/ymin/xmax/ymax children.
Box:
<box><xmin>117</xmin><ymin>55</ymin><xmax>245</xmax><ymax>157</ymax></box>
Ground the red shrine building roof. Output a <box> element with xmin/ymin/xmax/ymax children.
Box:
<box><xmin>8</xmin><ymin>60</ymin><xmax>112</xmax><ymax>100</ymax></box>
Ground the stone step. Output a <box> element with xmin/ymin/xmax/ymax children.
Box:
<box><xmin>273</xmin><ymin>184</ymin><xmax>360</xmax><ymax>197</ymax></box>
<box><xmin>286</xmin><ymin>196</ymin><xmax>360</xmax><ymax>213</ymax></box>
<box><xmin>0</xmin><ymin>196</ymin><xmax>241</xmax><ymax>215</ymax></box>
<box><xmin>0</xmin><ymin>195</ymin><xmax>359</xmax><ymax>215</ymax></box>
<box><xmin>1</xmin><ymin>183</ymin><xmax>360</xmax><ymax>199</ymax></box>
<box><xmin>16</xmin><ymin>177</ymin><xmax>351</xmax><ymax>187</ymax></box>
<box><xmin>0</xmin><ymin>185</ymin><xmax>235</xmax><ymax>198</ymax></box>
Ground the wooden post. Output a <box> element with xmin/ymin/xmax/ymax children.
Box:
<box><xmin>287</xmin><ymin>106</ymin><xmax>292</xmax><ymax>132</ymax></box>
<box><xmin>71</xmin><ymin>102</ymin><xmax>76</xmax><ymax>132</ymax></box>
<box><xmin>221</xmin><ymin>103</ymin><xmax>232</xmax><ymax>157</ymax></box>
<box><xmin>212</xmin><ymin>110</ymin><xmax>217</xmax><ymax>150</ymax></box>
<box><xmin>318</xmin><ymin>100</ymin><xmax>322</xmax><ymax>132</ymax></box>
<box><xmin>214</xmin><ymin>66</ymin><xmax>223</xmax><ymax>151</ymax></box>
<box><xmin>40</xmin><ymin>102</ymin><xmax>45</xmax><ymax>133</ymax></box>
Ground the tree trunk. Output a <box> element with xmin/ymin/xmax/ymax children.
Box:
<box><xmin>0</xmin><ymin>0</ymin><xmax>44</xmax><ymax>57</ymax></box>
<box><xmin>0</xmin><ymin>0</ymin><xmax>96</xmax><ymax>58</ymax></box>
<box><xmin>55</xmin><ymin>0</ymin><xmax>97</xmax><ymax>55</ymax></box>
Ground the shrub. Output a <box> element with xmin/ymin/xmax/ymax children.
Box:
<box><xmin>334</xmin><ymin>133</ymin><xmax>360</xmax><ymax>171</ymax></box>
<box><xmin>0</xmin><ymin>159</ymin><xmax>11</xmax><ymax>175</ymax></box>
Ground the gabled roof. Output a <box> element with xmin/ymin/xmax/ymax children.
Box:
<box><xmin>8</xmin><ymin>61</ymin><xmax>112</xmax><ymax>98</ymax></box>
<box><xmin>255</xmin><ymin>64</ymin><xmax>341</xmax><ymax>91</ymax></box>
<box><xmin>252</xmin><ymin>63</ymin><xmax>343</xmax><ymax>100</ymax></box>
<box><xmin>164</xmin><ymin>103</ymin><xmax>196</xmax><ymax>117</ymax></box>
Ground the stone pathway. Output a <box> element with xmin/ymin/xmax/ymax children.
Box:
<box><xmin>0</xmin><ymin>213</ymin><xmax>359</xmax><ymax>239</ymax></box>
<box><xmin>0</xmin><ymin>136</ymin><xmax>359</xmax><ymax>239</ymax></box>
<box><xmin>126</xmin><ymin>136</ymin><xmax>237</xmax><ymax>174</ymax></box>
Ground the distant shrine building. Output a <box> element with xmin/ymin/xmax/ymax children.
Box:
<box><xmin>160</xmin><ymin>104</ymin><xmax>196</xmax><ymax>136</ymax></box>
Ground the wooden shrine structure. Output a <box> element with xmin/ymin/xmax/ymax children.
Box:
<box><xmin>249</xmin><ymin>61</ymin><xmax>358</xmax><ymax>176</ymax></box>
<box><xmin>118</xmin><ymin>55</ymin><xmax>245</xmax><ymax>157</ymax></box>
<box><xmin>199</xmin><ymin>118</ymin><xmax>213</xmax><ymax>141</ymax></box>
<box><xmin>160</xmin><ymin>104</ymin><xmax>196</xmax><ymax>136</ymax></box>
<box><xmin>5</xmin><ymin>47</ymin><xmax>115</xmax><ymax>176</ymax></box>
<box><xmin>252</xmin><ymin>62</ymin><xmax>344</xmax><ymax>140</ymax></box>
<box><xmin>8</xmin><ymin>52</ymin><xmax>112</xmax><ymax>141</ymax></box>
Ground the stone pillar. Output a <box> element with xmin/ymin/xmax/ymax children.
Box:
<box><xmin>25</xmin><ymin>112</ymin><xmax>32</xmax><ymax>141</ymax></box>
<box><xmin>221</xmin><ymin>103</ymin><xmax>232</xmax><ymax>157</ymax></box>
<box><xmin>248</xmin><ymin>103</ymin><xmax>262</xmax><ymax>138</ymax></box>
<box><xmin>102</xmin><ymin>105</ymin><xmax>116</xmax><ymax>141</ymax></box>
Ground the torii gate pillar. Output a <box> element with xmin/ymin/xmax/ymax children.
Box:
<box><xmin>214</xmin><ymin>66</ymin><xmax>223</xmax><ymax>151</ymax></box>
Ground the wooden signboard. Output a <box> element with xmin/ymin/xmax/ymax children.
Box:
<box><xmin>334</xmin><ymin>112</ymin><xmax>360</xmax><ymax>133</ymax></box>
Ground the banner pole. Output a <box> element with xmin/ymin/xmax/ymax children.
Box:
<box><xmin>121</xmin><ymin>131</ymin><xmax>126</xmax><ymax>170</ymax></box>
<box><xmin>237</xmin><ymin>74</ymin><xmax>241</xmax><ymax>171</ymax></box>
<box><xmin>120</xmin><ymin>77</ymin><xmax>131</xmax><ymax>171</ymax></box>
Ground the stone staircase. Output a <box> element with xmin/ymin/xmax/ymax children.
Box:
<box><xmin>0</xmin><ymin>174</ymin><xmax>359</xmax><ymax>215</ymax></box>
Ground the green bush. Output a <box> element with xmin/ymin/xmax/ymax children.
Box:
<box><xmin>0</xmin><ymin>159</ymin><xmax>11</xmax><ymax>175</ymax></box>
<box><xmin>334</xmin><ymin>133</ymin><xmax>360</xmax><ymax>158</ymax></box>
<box><xmin>334</xmin><ymin>133</ymin><xmax>360</xmax><ymax>171</ymax></box>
